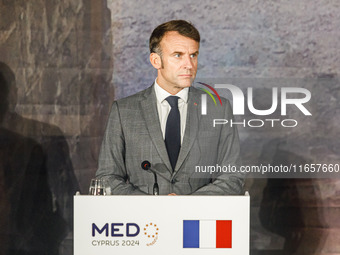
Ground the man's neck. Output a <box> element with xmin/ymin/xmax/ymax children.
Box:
<box><xmin>156</xmin><ymin>77</ymin><xmax>185</xmax><ymax>95</ymax></box>
<box><xmin>0</xmin><ymin>111</ymin><xmax>16</xmax><ymax>127</ymax></box>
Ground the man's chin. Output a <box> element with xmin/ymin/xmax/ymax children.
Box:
<box><xmin>179</xmin><ymin>80</ymin><xmax>195</xmax><ymax>88</ymax></box>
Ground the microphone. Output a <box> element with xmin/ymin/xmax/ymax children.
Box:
<box><xmin>141</xmin><ymin>161</ymin><xmax>159</xmax><ymax>195</ymax></box>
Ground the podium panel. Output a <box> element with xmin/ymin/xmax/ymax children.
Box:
<box><xmin>74</xmin><ymin>195</ymin><xmax>249</xmax><ymax>255</ymax></box>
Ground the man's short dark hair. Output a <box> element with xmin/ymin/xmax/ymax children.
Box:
<box><xmin>0</xmin><ymin>62</ymin><xmax>15</xmax><ymax>92</ymax></box>
<box><xmin>0</xmin><ymin>66</ymin><xmax>10</xmax><ymax>122</ymax></box>
<box><xmin>0</xmin><ymin>62</ymin><xmax>16</xmax><ymax>118</ymax></box>
<box><xmin>149</xmin><ymin>20</ymin><xmax>200</xmax><ymax>55</ymax></box>
<box><xmin>0</xmin><ymin>64</ymin><xmax>11</xmax><ymax>100</ymax></box>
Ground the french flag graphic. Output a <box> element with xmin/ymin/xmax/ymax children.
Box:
<box><xmin>183</xmin><ymin>220</ymin><xmax>232</xmax><ymax>248</ymax></box>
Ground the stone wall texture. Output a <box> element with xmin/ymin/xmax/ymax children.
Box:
<box><xmin>1</xmin><ymin>0</ymin><xmax>340</xmax><ymax>254</ymax></box>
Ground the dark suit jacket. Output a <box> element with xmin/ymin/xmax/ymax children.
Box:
<box><xmin>0</xmin><ymin>128</ymin><xmax>63</xmax><ymax>254</ymax></box>
<box><xmin>96</xmin><ymin>85</ymin><xmax>244</xmax><ymax>195</ymax></box>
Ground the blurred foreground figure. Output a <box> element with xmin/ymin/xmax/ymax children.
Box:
<box><xmin>0</xmin><ymin>62</ymin><xmax>79</xmax><ymax>254</ymax></box>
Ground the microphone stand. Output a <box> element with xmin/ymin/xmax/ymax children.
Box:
<box><xmin>141</xmin><ymin>161</ymin><xmax>159</xmax><ymax>195</ymax></box>
<box><xmin>152</xmin><ymin>172</ymin><xmax>159</xmax><ymax>195</ymax></box>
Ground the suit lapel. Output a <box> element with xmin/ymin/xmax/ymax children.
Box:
<box><xmin>174</xmin><ymin>88</ymin><xmax>200</xmax><ymax>172</ymax></box>
<box><xmin>140</xmin><ymin>86</ymin><xmax>173</xmax><ymax>172</ymax></box>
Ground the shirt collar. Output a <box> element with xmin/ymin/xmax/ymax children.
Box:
<box><xmin>154</xmin><ymin>78</ymin><xmax>189</xmax><ymax>104</ymax></box>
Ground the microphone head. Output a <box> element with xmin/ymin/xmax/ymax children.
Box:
<box><xmin>141</xmin><ymin>161</ymin><xmax>151</xmax><ymax>170</ymax></box>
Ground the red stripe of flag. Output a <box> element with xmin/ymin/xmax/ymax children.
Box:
<box><xmin>216</xmin><ymin>220</ymin><xmax>232</xmax><ymax>248</ymax></box>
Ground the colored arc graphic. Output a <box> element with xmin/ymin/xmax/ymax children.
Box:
<box><xmin>197</xmin><ymin>82</ymin><xmax>223</xmax><ymax>106</ymax></box>
<box><xmin>198</xmin><ymin>87</ymin><xmax>217</xmax><ymax>105</ymax></box>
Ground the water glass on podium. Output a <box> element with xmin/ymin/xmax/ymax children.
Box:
<box><xmin>89</xmin><ymin>179</ymin><xmax>106</xmax><ymax>195</ymax></box>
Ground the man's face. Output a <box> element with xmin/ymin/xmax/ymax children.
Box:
<box><xmin>152</xmin><ymin>31</ymin><xmax>199</xmax><ymax>94</ymax></box>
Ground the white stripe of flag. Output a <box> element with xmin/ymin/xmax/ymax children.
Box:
<box><xmin>200</xmin><ymin>220</ymin><xmax>216</xmax><ymax>248</ymax></box>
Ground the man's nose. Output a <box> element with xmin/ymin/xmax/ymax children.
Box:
<box><xmin>183</xmin><ymin>55</ymin><xmax>193</xmax><ymax>69</ymax></box>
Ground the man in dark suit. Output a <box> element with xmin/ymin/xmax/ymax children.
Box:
<box><xmin>0</xmin><ymin>64</ymin><xmax>61</xmax><ymax>255</ymax></box>
<box><xmin>96</xmin><ymin>20</ymin><xmax>244</xmax><ymax>195</ymax></box>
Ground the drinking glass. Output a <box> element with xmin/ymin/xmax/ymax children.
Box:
<box><xmin>89</xmin><ymin>178</ymin><xmax>106</xmax><ymax>195</ymax></box>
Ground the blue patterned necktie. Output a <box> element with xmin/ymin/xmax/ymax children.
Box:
<box><xmin>165</xmin><ymin>96</ymin><xmax>181</xmax><ymax>170</ymax></box>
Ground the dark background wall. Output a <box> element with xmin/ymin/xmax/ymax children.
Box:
<box><xmin>1</xmin><ymin>0</ymin><xmax>339</xmax><ymax>254</ymax></box>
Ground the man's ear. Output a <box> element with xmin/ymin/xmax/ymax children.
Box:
<box><xmin>150</xmin><ymin>53</ymin><xmax>162</xmax><ymax>69</ymax></box>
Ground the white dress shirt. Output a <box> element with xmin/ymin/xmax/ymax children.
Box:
<box><xmin>154</xmin><ymin>79</ymin><xmax>188</xmax><ymax>144</ymax></box>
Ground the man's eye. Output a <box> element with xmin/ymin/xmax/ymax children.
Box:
<box><xmin>174</xmin><ymin>53</ymin><xmax>181</xmax><ymax>57</ymax></box>
<box><xmin>190</xmin><ymin>54</ymin><xmax>197</xmax><ymax>58</ymax></box>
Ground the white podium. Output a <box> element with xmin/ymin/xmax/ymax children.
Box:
<box><xmin>74</xmin><ymin>195</ymin><xmax>249</xmax><ymax>255</ymax></box>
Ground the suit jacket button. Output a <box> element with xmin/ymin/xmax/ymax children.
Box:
<box><xmin>171</xmin><ymin>179</ymin><xmax>177</xmax><ymax>184</ymax></box>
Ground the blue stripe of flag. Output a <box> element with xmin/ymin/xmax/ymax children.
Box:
<box><xmin>183</xmin><ymin>220</ymin><xmax>199</xmax><ymax>248</ymax></box>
